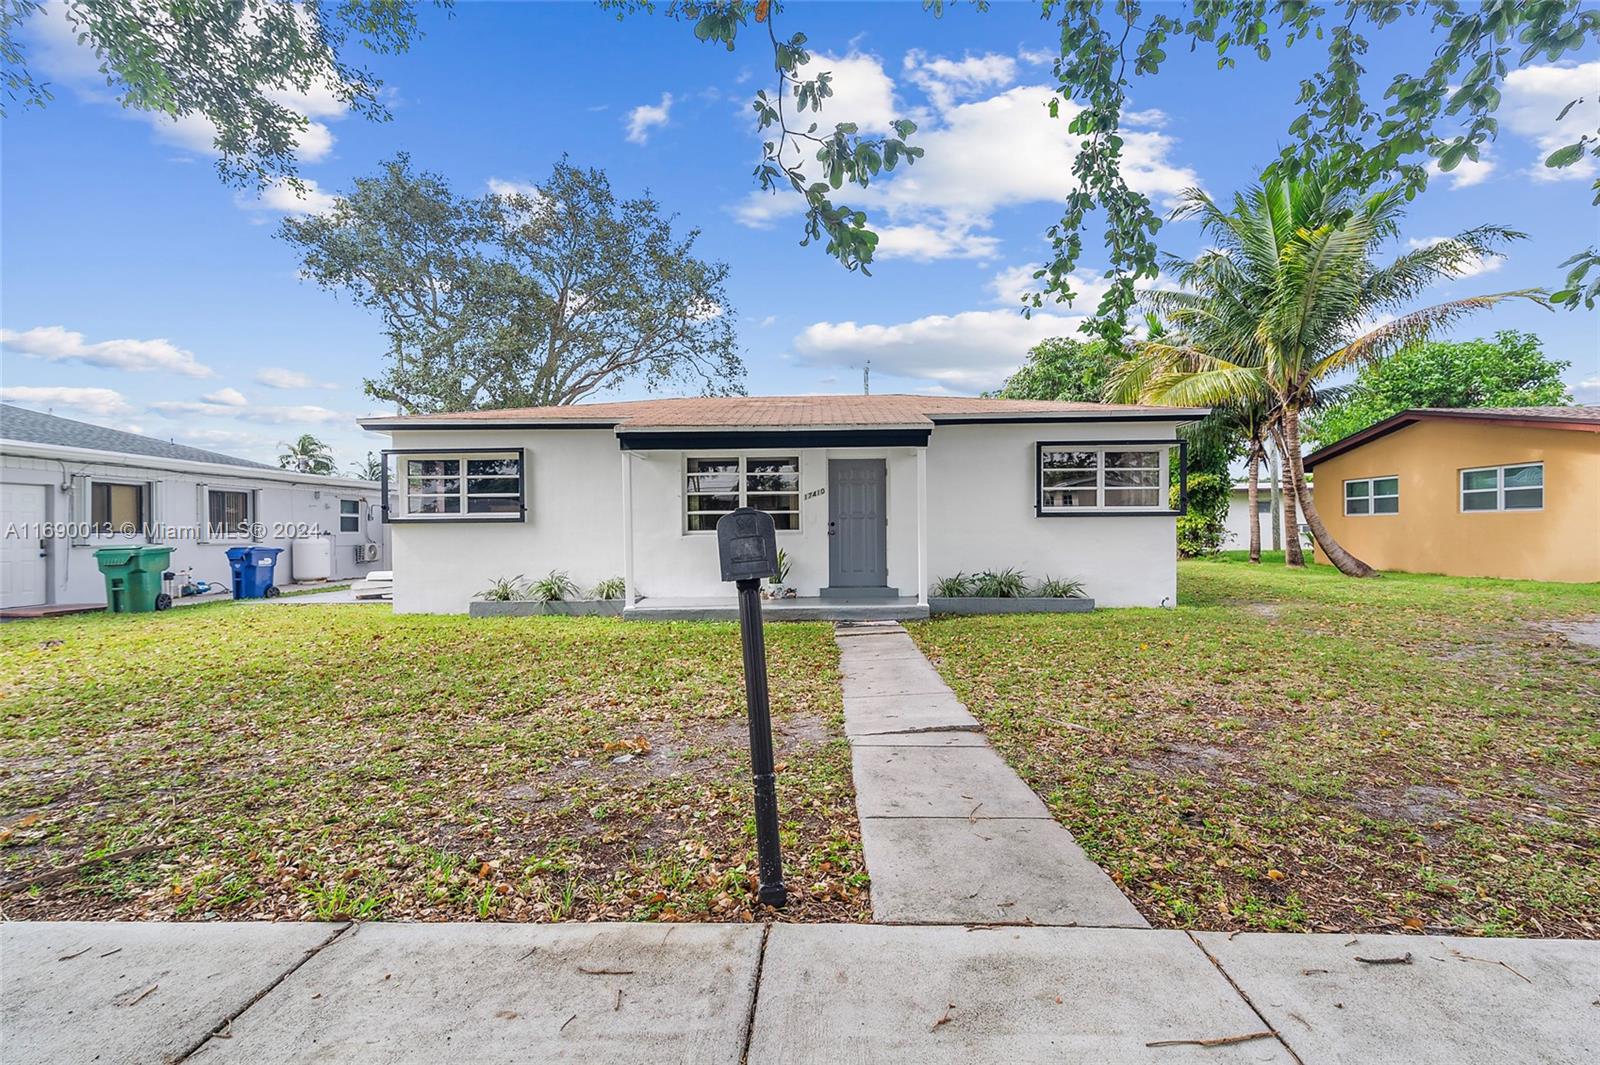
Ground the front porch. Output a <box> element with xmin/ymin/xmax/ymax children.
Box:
<box><xmin>623</xmin><ymin>592</ymin><xmax>927</xmax><ymax>623</ymax></box>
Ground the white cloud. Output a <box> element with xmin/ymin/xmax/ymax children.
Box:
<box><xmin>254</xmin><ymin>367</ymin><xmax>336</xmax><ymax>390</ymax></box>
<box><xmin>1</xmin><ymin>385</ymin><xmax>134</xmax><ymax>418</ymax></box>
<box><xmin>149</xmin><ymin>400</ymin><xmax>348</xmax><ymax>425</ymax></box>
<box><xmin>1427</xmin><ymin>153</ymin><xmax>1495</xmax><ymax>189</ymax></box>
<box><xmin>236</xmin><ymin>177</ymin><xmax>338</xmax><ymax>217</ymax></box>
<box><xmin>875</xmin><ymin>221</ymin><xmax>1001</xmax><ymax>262</ymax></box>
<box><xmin>796</xmin><ymin>51</ymin><xmax>901</xmax><ymax>134</ymax></box>
<box><xmin>202</xmin><ymin>387</ymin><xmax>249</xmax><ymax>407</ymax></box>
<box><xmin>793</xmin><ymin>307</ymin><xmax>1088</xmax><ymax>392</ymax></box>
<box><xmin>1405</xmin><ymin>236</ymin><xmax>1505</xmax><ymax>279</ymax></box>
<box><xmin>487</xmin><ymin>177</ymin><xmax>542</xmax><ymax>200</ymax></box>
<box><xmin>1500</xmin><ymin>61</ymin><xmax>1600</xmax><ymax>182</ymax></box>
<box><xmin>729</xmin><ymin>55</ymin><xmax>1203</xmax><ymax>263</ymax></box>
<box><xmin>0</xmin><ymin>324</ymin><xmax>214</xmax><ymax>377</ymax></box>
<box><xmin>1575</xmin><ymin>375</ymin><xmax>1600</xmax><ymax>402</ymax></box>
<box><xmin>625</xmin><ymin>93</ymin><xmax>673</xmax><ymax>144</ymax></box>
<box><xmin>903</xmin><ymin>50</ymin><xmax>1017</xmax><ymax>111</ymax></box>
<box><xmin>1123</xmin><ymin>108</ymin><xmax>1169</xmax><ymax>129</ymax></box>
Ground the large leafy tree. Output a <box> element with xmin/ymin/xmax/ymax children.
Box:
<box><xmin>1</xmin><ymin>0</ymin><xmax>436</xmax><ymax>191</ymax></box>
<box><xmin>280</xmin><ymin>155</ymin><xmax>745</xmax><ymax>412</ymax></box>
<box><xmin>626</xmin><ymin>1</ymin><xmax>1599</xmax><ymax>327</ymax></box>
<box><xmin>1304</xmin><ymin>330</ymin><xmax>1573</xmax><ymax>448</ymax></box>
<box><xmin>1118</xmin><ymin>163</ymin><xmax>1543</xmax><ymax>577</ymax></box>
<box><xmin>990</xmin><ymin>336</ymin><xmax>1119</xmax><ymax>403</ymax></box>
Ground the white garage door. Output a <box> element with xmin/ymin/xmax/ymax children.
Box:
<box><xmin>1</xmin><ymin>483</ymin><xmax>48</xmax><ymax>608</ymax></box>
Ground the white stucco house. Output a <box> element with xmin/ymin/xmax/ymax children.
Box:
<box><xmin>1222</xmin><ymin>478</ymin><xmax>1311</xmax><ymax>552</ymax></box>
<box><xmin>1</xmin><ymin>403</ymin><xmax>389</xmax><ymax>610</ymax></box>
<box><xmin>360</xmin><ymin>395</ymin><xmax>1208</xmax><ymax>617</ymax></box>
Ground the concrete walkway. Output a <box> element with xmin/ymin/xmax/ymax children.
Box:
<box><xmin>5</xmin><ymin>921</ymin><xmax>1596</xmax><ymax>1064</ymax></box>
<box><xmin>836</xmin><ymin>622</ymin><xmax>1145</xmax><ymax>927</ymax></box>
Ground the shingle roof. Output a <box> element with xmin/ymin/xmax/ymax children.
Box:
<box><xmin>0</xmin><ymin>403</ymin><xmax>276</xmax><ymax>470</ymax></box>
<box><xmin>359</xmin><ymin>394</ymin><xmax>1208</xmax><ymax>431</ymax></box>
<box><xmin>1304</xmin><ymin>405</ymin><xmax>1600</xmax><ymax>469</ymax></box>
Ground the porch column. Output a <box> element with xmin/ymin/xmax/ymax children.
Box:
<box><xmin>621</xmin><ymin>450</ymin><xmax>636</xmax><ymax>605</ymax></box>
<box><xmin>916</xmin><ymin>446</ymin><xmax>928</xmax><ymax>607</ymax></box>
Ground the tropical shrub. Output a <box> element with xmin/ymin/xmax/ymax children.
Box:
<box><xmin>476</xmin><ymin>575</ymin><xmax>527</xmax><ymax>601</ymax></box>
<box><xmin>1173</xmin><ymin>472</ymin><xmax>1230</xmax><ymax>558</ymax></box>
<box><xmin>1033</xmin><ymin>576</ymin><xmax>1087</xmax><ymax>598</ymax></box>
<box><xmin>971</xmin><ymin>568</ymin><xmax>1029</xmax><ymax>598</ymax></box>
<box><xmin>528</xmin><ymin>570</ymin><xmax>579</xmax><ymax>602</ymax></box>
<box><xmin>930</xmin><ymin>573</ymin><xmax>975</xmax><ymax>597</ymax></box>
<box><xmin>590</xmin><ymin>576</ymin><xmax>626</xmax><ymax>600</ymax></box>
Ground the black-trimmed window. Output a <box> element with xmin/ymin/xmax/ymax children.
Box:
<box><xmin>91</xmin><ymin>482</ymin><xmax>146</xmax><ymax>535</ymax></box>
<box><xmin>685</xmin><ymin>455</ymin><xmax>800</xmax><ymax>532</ymax></box>
<box><xmin>395</xmin><ymin>452</ymin><xmax>523</xmax><ymax>519</ymax></box>
<box><xmin>339</xmin><ymin>499</ymin><xmax>361</xmax><ymax>533</ymax></box>
<box><xmin>1344</xmin><ymin>476</ymin><xmax>1399</xmax><ymax>516</ymax></box>
<box><xmin>1038</xmin><ymin>446</ymin><xmax>1169</xmax><ymax>512</ymax></box>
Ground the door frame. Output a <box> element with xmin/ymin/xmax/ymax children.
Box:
<box><xmin>826</xmin><ymin>458</ymin><xmax>890</xmax><ymax>590</ymax></box>
<box><xmin>1</xmin><ymin>482</ymin><xmax>51</xmax><ymax>608</ymax></box>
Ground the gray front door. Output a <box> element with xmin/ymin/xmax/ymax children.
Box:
<box><xmin>828</xmin><ymin>459</ymin><xmax>888</xmax><ymax>588</ymax></box>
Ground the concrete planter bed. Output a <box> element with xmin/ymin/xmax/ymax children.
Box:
<box><xmin>929</xmin><ymin>596</ymin><xmax>1094</xmax><ymax>616</ymax></box>
<box><xmin>468</xmin><ymin>600</ymin><xmax>625</xmax><ymax>618</ymax></box>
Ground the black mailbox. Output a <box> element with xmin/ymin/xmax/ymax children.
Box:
<box><xmin>716</xmin><ymin>508</ymin><xmax>778</xmax><ymax>583</ymax></box>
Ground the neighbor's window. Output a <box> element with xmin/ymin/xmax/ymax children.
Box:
<box><xmin>1039</xmin><ymin>447</ymin><xmax>1165</xmax><ymax>511</ymax></box>
<box><xmin>1344</xmin><ymin>476</ymin><xmax>1399</xmax><ymax>516</ymax></box>
<box><xmin>1461</xmin><ymin>463</ymin><xmax>1543</xmax><ymax>513</ymax></box>
<box><xmin>339</xmin><ymin>499</ymin><xmax>361</xmax><ymax>533</ymax></box>
<box><xmin>685</xmin><ymin>456</ymin><xmax>800</xmax><ymax>532</ymax></box>
<box><xmin>208</xmin><ymin>489</ymin><xmax>252</xmax><ymax>536</ymax></box>
<box><xmin>401</xmin><ymin>452</ymin><xmax>523</xmax><ymax>519</ymax></box>
<box><xmin>91</xmin><ymin>482</ymin><xmax>145</xmax><ymax>535</ymax></box>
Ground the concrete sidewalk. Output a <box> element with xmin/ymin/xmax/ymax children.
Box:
<box><xmin>4</xmin><ymin>921</ymin><xmax>1596</xmax><ymax>1064</ymax></box>
<box><xmin>836</xmin><ymin>623</ymin><xmax>1144</xmax><ymax>927</ymax></box>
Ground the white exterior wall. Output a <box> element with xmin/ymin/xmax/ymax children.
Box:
<box><xmin>387</xmin><ymin>428</ymin><xmax>623</xmax><ymax>614</ymax></box>
<box><xmin>925</xmin><ymin>422</ymin><xmax>1180</xmax><ymax>608</ymax></box>
<box><xmin>383</xmin><ymin>418</ymin><xmax>1190</xmax><ymax>613</ymax></box>
<box><xmin>1</xmin><ymin>447</ymin><xmax>388</xmax><ymax>607</ymax></box>
<box><xmin>625</xmin><ymin>446</ymin><xmax>920</xmax><ymax>599</ymax></box>
<box><xmin>1223</xmin><ymin>489</ymin><xmax>1294</xmax><ymax>550</ymax></box>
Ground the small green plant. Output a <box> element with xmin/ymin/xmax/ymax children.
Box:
<box><xmin>930</xmin><ymin>572</ymin><xmax>974</xmax><ymax>597</ymax></box>
<box><xmin>1034</xmin><ymin>576</ymin><xmax>1087</xmax><ymax>598</ymax></box>
<box><xmin>972</xmin><ymin>568</ymin><xmax>1028</xmax><ymax>597</ymax></box>
<box><xmin>476</xmin><ymin>575</ymin><xmax>527</xmax><ymax>602</ymax></box>
<box><xmin>590</xmin><ymin>576</ymin><xmax>626</xmax><ymax>600</ymax></box>
<box><xmin>529</xmin><ymin>570</ymin><xmax>579</xmax><ymax>602</ymax></box>
<box><xmin>769</xmin><ymin>548</ymin><xmax>792</xmax><ymax>585</ymax></box>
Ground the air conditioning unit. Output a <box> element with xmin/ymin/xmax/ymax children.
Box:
<box><xmin>353</xmin><ymin>543</ymin><xmax>380</xmax><ymax>563</ymax></box>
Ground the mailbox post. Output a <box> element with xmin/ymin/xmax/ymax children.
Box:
<box><xmin>715</xmin><ymin>507</ymin><xmax>787</xmax><ymax>908</ymax></box>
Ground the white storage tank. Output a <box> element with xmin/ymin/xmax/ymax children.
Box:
<box><xmin>291</xmin><ymin>535</ymin><xmax>332</xmax><ymax>581</ymax></box>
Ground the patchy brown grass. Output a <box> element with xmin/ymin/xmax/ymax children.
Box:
<box><xmin>910</xmin><ymin>554</ymin><xmax>1600</xmax><ymax>938</ymax></box>
<box><xmin>0</xmin><ymin>606</ymin><xmax>867</xmax><ymax>923</ymax></box>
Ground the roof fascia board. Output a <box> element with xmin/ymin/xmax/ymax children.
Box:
<box><xmin>0</xmin><ymin>439</ymin><xmax>381</xmax><ymax>489</ymax></box>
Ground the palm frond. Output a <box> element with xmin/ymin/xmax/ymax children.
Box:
<box><xmin>1310</xmin><ymin>290</ymin><xmax>1551</xmax><ymax>379</ymax></box>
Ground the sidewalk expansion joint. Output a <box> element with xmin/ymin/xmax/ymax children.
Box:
<box><xmin>738</xmin><ymin>922</ymin><xmax>773</xmax><ymax>1065</ymax></box>
<box><xmin>1186</xmin><ymin>931</ymin><xmax>1307</xmax><ymax>1065</ymax></box>
<box><xmin>172</xmin><ymin>921</ymin><xmax>354</xmax><ymax>1063</ymax></box>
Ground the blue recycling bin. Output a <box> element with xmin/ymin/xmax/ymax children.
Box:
<box><xmin>225</xmin><ymin>546</ymin><xmax>284</xmax><ymax>599</ymax></box>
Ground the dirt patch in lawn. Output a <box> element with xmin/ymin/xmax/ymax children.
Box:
<box><xmin>910</xmin><ymin>558</ymin><xmax>1600</xmax><ymax>938</ymax></box>
<box><xmin>0</xmin><ymin>608</ymin><xmax>868</xmax><ymax>924</ymax></box>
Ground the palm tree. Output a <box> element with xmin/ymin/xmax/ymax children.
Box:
<box><xmin>278</xmin><ymin>434</ymin><xmax>336</xmax><ymax>475</ymax></box>
<box><xmin>1119</xmin><ymin>164</ymin><xmax>1543</xmax><ymax>576</ymax></box>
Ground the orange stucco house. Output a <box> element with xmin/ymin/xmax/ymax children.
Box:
<box><xmin>1304</xmin><ymin>406</ymin><xmax>1600</xmax><ymax>584</ymax></box>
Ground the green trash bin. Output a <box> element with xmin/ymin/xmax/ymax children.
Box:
<box><xmin>93</xmin><ymin>546</ymin><xmax>176</xmax><ymax>613</ymax></box>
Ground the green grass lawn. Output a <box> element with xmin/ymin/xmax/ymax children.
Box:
<box><xmin>0</xmin><ymin>606</ymin><xmax>867</xmax><ymax>923</ymax></box>
<box><xmin>911</xmin><ymin>555</ymin><xmax>1600</xmax><ymax>937</ymax></box>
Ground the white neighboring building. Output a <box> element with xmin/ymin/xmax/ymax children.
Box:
<box><xmin>1222</xmin><ymin>478</ymin><xmax>1314</xmax><ymax>551</ymax></box>
<box><xmin>359</xmin><ymin>395</ymin><xmax>1209</xmax><ymax>616</ymax></box>
<box><xmin>1</xmin><ymin>404</ymin><xmax>389</xmax><ymax>609</ymax></box>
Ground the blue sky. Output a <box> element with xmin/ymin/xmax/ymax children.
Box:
<box><xmin>3</xmin><ymin>2</ymin><xmax>1597</xmax><ymax>468</ymax></box>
